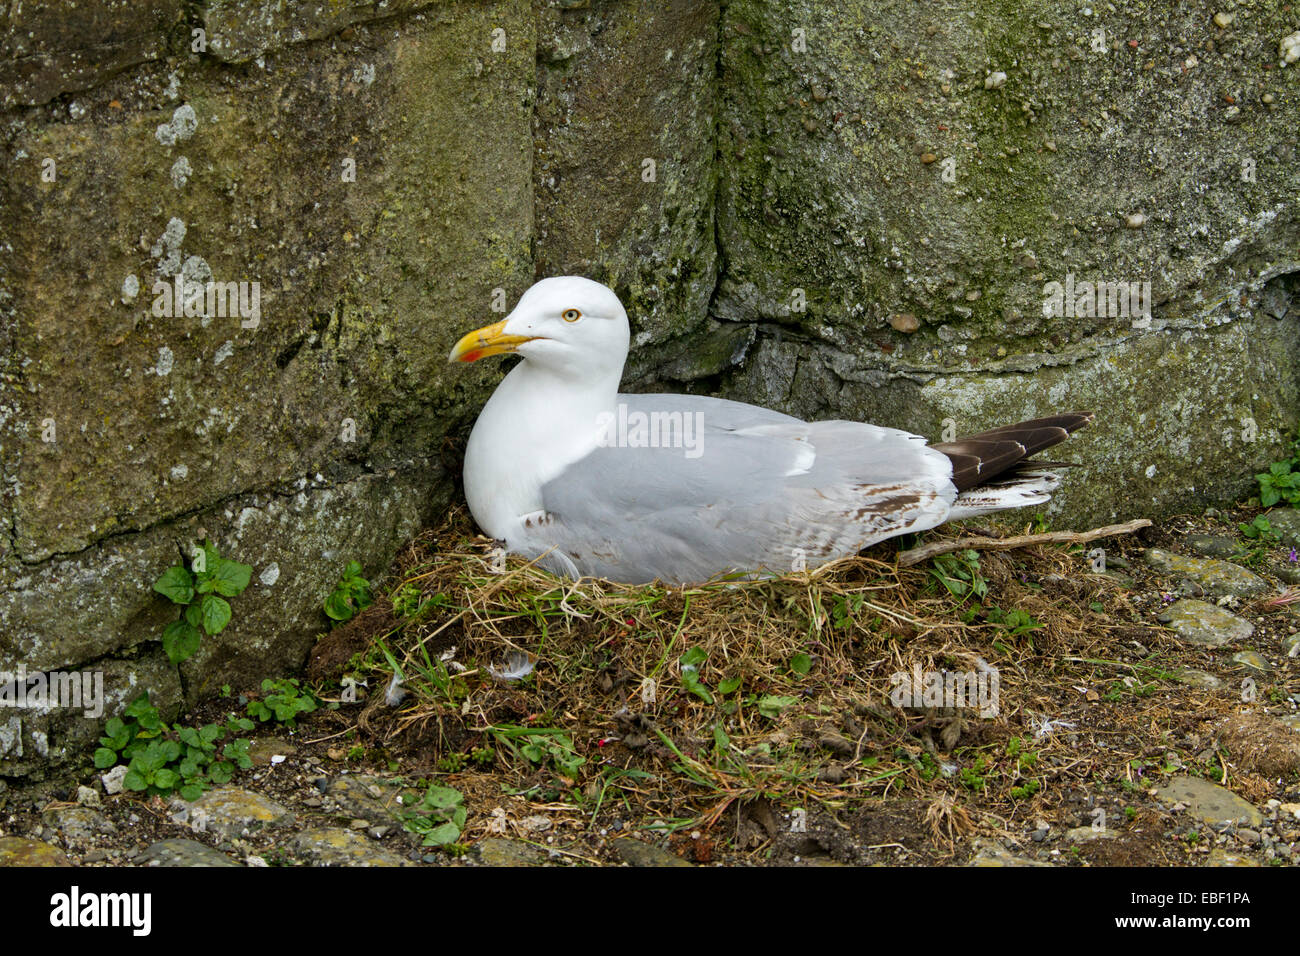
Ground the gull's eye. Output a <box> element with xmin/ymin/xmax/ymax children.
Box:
<box><xmin>562</xmin><ymin>308</ymin><xmax>582</xmax><ymax>323</ymax></box>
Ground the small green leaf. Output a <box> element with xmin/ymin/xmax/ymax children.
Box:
<box><xmin>153</xmin><ymin>566</ymin><xmax>195</xmax><ymax>605</ymax></box>
<box><xmin>163</xmin><ymin>619</ymin><xmax>202</xmax><ymax>665</ymax></box>
<box><xmin>211</xmin><ymin>558</ymin><xmax>253</xmax><ymax>597</ymax></box>
<box><xmin>757</xmin><ymin>695</ymin><xmax>799</xmax><ymax>719</ymax></box>
<box><xmin>199</xmin><ymin>595</ymin><xmax>232</xmax><ymax>635</ymax></box>
<box><xmin>712</xmin><ymin>724</ymin><xmax>730</xmax><ymax>752</ymax></box>
<box><xmin>93</xmin><ymin>747</ymin><xmax>119</xmax><ymax>769</ymax></box>
<box><xmin>324</xmin><ymin>590</ymin><xmax>355</xmax><ymax>622</ymax></box>
<box><xmin>717</xmin><ymin>676</ymin><xmax>742</xmax><ymax>695</ymax></box>
<box><xmin>789</xmin><ymin>653</ymin><xmax>812</xmax><ymax>675</ymax></box>
<box><xmin>420</xmin><ymin>821</ymin><xmax>462</xmax><ymax>847</ymax></box>
<box><xmin>123</xmin><ymin>769</ymin><xmax>148</xmax><ymax>791</ymax></box>
<box><xmin>680</xmin><ymin>647</ymin><xmax>707</xmax><ymax>668</ymax></box>
<box><xmin>421</xmin><ymin>786</ymin><xmax>464</xmax><ymax>811</ymax></box>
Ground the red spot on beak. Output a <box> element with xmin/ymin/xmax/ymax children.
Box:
<box><xmin>461</xmin><ymin>350</ymin><xmax>482</xmax><ymax>363</ymax></box>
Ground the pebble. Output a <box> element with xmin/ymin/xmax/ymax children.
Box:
<box><xmin>0</xmin><ymin>836</ymin><xmax>68</xmax><ymax>866</ymax></box>
<box><xmin>1157</xmin><ymin>599</ymin><xmax>1253</xmax><ymax>647</ymax></box>
<box><xmin>611</xmin><ymin>837</ymin><xmax>692</xmax><ymax>867</ymax></box>
<box><xmin>325</xmin><ymin>775</ymin><xmax>410</xmax><ymax>827</ymax></box>
<box><xmin>475</xmin><ymin>837</ymin><xmax>548</xmax><ymax>867</ymax></box>
<box><xmin>1157</xmin><ymin>777</ymin><xmax>1263</xmax><ymax>827</ymax></box>
<box><xmin>1281</xmin><ymin>31</ymin><xmax>1300</xmax><ymax>66</ymax></box>
<box><xmin>43</xmin><ymin>806</ymin><xmax>117</xmax><ymax>845</ymax></box>
<box><xmin>1186</xmin><ymin>534</ymin><xmax>1237</xmax><ymax>558</ymax></box>
<box><xmin>1208</xmin><ymin>847</ymin><xmax>1259</xmax><ymax>866</ymax></box>
<box><xmin>969</xmin><ymin>839</ymin><xmax>1052</xmax><ymax>867</ymax></box>
<box><xmin>1175</xmin><ymin>668</ymin><xmax>1224</xmax><ymax>690</ymax></box>
<box><xmin>1229</xmin><ymin>650</ymin><xmax>1271</xmax><ymax>675</ymax></box>
<box><xmin>137</xmin><ymin>838</ymin><xmax>242</xmax><ymax>867</ymax></box>
<box><xmin>1142</xmin><ymin>549</ymin><xmax>1269</xmax><ymax>598</ymax></box>
<box><xmin>984</xmin><ymin>71</ymin><xmax>1007</xmax><ymax>89</ymax></box>
<box><xmin>1125</xmin><ymin>212</ymin><xmax>1146</xmax><ymax>229</ymax></box>
<box><xmin>1213</xmin><ymin>12</ymin><xmax>1234</xmax><ymax>29</ymax></box>
<box><xmin>1065</xmin><ymin>826</ymin><xmax>1117</xmax><ymax>842</ymax></box>
<box><xmin>168</xmin><ymin>787</ymin><xmax>292</xmax><ymax>840</ymax></box>
<box><xmin>890</xmin><ymin>313</ymin><xmax>920</xmax><ymax>332</ymax></box>
<box><xmin>101</xmin><ymin>765</ymin><xmax>128</xmax><ymax>795</ymax></box>
<box><xmin>1265</xmin><ymin>509</ymin><xmax>1300</xmax><ymax>547</ymax></box>
<box><xmin>289</xmin><ymin>828</ymin><xmax>411</xmax><ymax>867</ymax></box>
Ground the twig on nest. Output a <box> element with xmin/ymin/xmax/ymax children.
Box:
<box><xmin>895</xmin><ymin>518</ymin><xmax>1152</xmax><ymax>567</ymax></box>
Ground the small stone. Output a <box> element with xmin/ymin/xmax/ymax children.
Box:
<box><xmin>920</xmin><ymin>152</ymin><xmax>937</xmax><ymax>165</ymax></box>
<box><xmin>1175</xmin><ymin>668</ymin><xmax>1224</xmax><ymax>690</ymax></box>
<box><xmin>169</xmin><ymin>787</ymin><xmax>291</xmax><ymax>839</ymax></box>
<box><xmin>247</xmin><ymin>738</ymin><xmax>297</xmax><ymax>766</ymax></box>
<box><xmin>984</xmin><ymin>71</ymin><xmax>1007</xmax><ymax>89</ymax></box>
<box><xmin>1158</xmin><ymin>599</ymin><xmax>1253</xmax><ymax>647</ymax></box>
<box><xmin>101</xmin><ymin>765</ymin><xmax>128</xmax><ymax>795</ymax></box>
<box><xmin>1125</xmin><ymin>212</ymin><xmax>1146</xmax><ymax>228</ymax></box>
<box><xmin>0</xmin><ymin>836</ymin><xmax>69</xmax><ymax>867</ymax></box>
<box><xmin>289</xmin><ymin>828</ymin><xmax>411</xmax><ymax>867</ymax></box>
<box><xmin>611</xmin><ymin>838</ymin><xmax>692</xmax><ymax>867</ymax></box>
<box><xmin>1265</xmin><ymin>509</ymin><xmax>1300</xmax><ymax>547</ymax></box>
<box><xmin>137</xmin><ymin>839</ymin><xmax>242</xmax><ymax>867</ymax></box>
<box><xmin>1187</xmin><ymin>535</ymin><xmax>1237</xmax><ymax>558</ymax></box>
<box><xmin>1207</xmin><ymin>847</ymin><xmax>1259</xmax><ymax>866</ymax></box>
<box><xmin>1066</xmin><ymin>826</ymin><xmax>1117</xmax><ymax>842</ymax></box>
<box><xmin>969</xmin><ymin>839</ymin><xmax>1052</xmax><ymax>867</ymax></box>
<box><xmin>1279</xmin><ymin>31</ymin><xmax>1300</xmax><ymax>65</ymax></box>
<box><xmin>324</xmin><ymin>776</ymin><xmax>406</xmax><ymax>827</ymax></box>
<box><xmin>75</xmin><ymin>785</ymin><xmax>101</xmax><ymax>807</ymax></box>
<box><xmin>1237</xmin><ymin>828</ymin><xmax>1261</xmax><ymax>844</ymax></box>
<box><xmin>1157</xmin><ymin>777</ymin><xmax>1263</xmax><ymax>827</ymax></box>
<box><xmin>43</xmin><ymin>807</ymin><xmax>116</xmax><ymax>845</ymax></box>
<box><xmin>475</xmin><ymin>838</ymin><xmax>548</xmax><ymax>867</ymax></box>
<box><xmin>1230</xmin><ymin>650</ymin><xmax>1270</xmax><ymax>675</ymax></box>
<box><xmin>890</xmin><ymin>313</ymin><xmax>920</xmax><ymax>333</ymax></box>
<box><xmin>1213</xmin><ymin>12</ymin><xmax>1234</xmax><ymax>29</ymax></box>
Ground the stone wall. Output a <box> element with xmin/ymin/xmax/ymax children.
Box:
<box><xmin>1</xmin><ymin>0</ymin><xmax>1297</xmax><ymax>775</ymax></box>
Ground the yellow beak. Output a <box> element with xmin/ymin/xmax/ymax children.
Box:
<box><xmin>448</xmin><ymin>319</ymin><xmax>539</xmax><ymax>363</ymax></box>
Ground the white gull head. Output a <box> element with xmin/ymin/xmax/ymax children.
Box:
<box><xmin>448</xmin><ymin>277</ymin><xmax>631</xmax><ymax>541</ymax></box>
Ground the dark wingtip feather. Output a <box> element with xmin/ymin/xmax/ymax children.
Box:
<box><xmin>933</xmin><ymin>413</ymin><xmax>1093</xmax><ymax>491</ymax></box>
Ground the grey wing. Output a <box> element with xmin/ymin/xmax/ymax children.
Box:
<box><xmin>513</xmin><ymin>394</ymin><xmax>957</xmax><ymax>584</ymax></box>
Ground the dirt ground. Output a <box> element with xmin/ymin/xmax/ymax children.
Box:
<box><xmin>3</xmin><ymin>504</ymin><xmax>1298</xmax><ymax>867</ymax></box>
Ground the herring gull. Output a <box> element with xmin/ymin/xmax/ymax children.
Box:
<box><xmin>449</xmin><ymin>277</ymin><xmax>1091</xmax><ymax>585</ymax></box>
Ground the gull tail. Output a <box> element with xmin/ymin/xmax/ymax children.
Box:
<box><xmin>934</xmin><ymin>412</ymin><xmax>1093</xmax><ymax>520</ymax></box>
